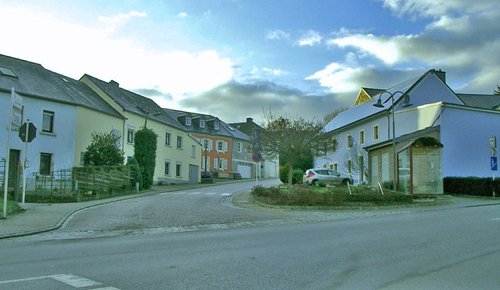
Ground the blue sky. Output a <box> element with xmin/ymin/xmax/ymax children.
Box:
<box><xmin>1</xmin><ymin>0</ymin><xmax>498</xmax><ymax>123</ymax></box>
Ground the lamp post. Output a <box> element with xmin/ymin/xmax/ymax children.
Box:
<box><xmin>373</xmin><ymin>90</ymin><xmax>412</xmax><ymax>190</ymax></box>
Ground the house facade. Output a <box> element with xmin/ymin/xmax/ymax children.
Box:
<box><xmin>80</xmin><ymin>75</ymin><xmax>202</xmax><ymax>185</ymax></box>
<box><xmin>316</xmin><ymin>69</ymin><xmax>500</xmax><ymax>194</ymax></box>
<box><xmin>0</xmin><ymin>54</ymin><xmax>124</xmax><ymax>195</ymax></box>
<box><xmin>230</xmin><ymin>117</ymin><xmax>279</xmax><ymax>178</ymax></box>
<box><xmin>164</xmin><ymin>109</ymin><xmax>256</xmax><ymax>178</ymax></box>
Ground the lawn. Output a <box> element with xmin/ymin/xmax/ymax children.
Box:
<box><xmin>0</xmin><ymin>198</ymin><xmax>22</xmax><ymax>215</ymax></box>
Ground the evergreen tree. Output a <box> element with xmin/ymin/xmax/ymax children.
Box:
<box><xmin>134</xmin><ymin>126</ymin><xmax>158</xmax><ymax>189</ymax></box>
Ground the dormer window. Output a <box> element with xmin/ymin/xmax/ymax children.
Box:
<box><xmin>200</xmin><ymin>119</ymin><xmax>206</xmax><ymax>128</ymax></box>
<box><xmin>185</xmin><ymin>117</ymin><xmax>192</xmax><ymax>126</ymax></box>
<box><xmin>214</xmin><ymin>120</ymin><xmax>220</xmax><ymax>131</ymax></box>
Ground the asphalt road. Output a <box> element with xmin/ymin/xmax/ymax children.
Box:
<box><xmin>1</xmin><ymin>181</ymin><xmax>500</xmax><ymax>289</ymax></box>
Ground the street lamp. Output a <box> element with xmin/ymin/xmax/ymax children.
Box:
<box><xmin>373</xmin><ymin>90</ymin><xmax>412</xmax><ymax>190</ymax></box>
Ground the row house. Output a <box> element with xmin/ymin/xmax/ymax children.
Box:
<box><xmin>0</xmin><ymin>54</ymin><xmax>201</xmax><ymax>195</ymax></box>
<box><xmin>229</xmin><ymin>117</ymin><xmax>279</xmax><ymax>178</ymax></box>
<box><xmin>316</xmin><ymin>69</ymin><xmax>500</xmax><ymax>194</ymax></box>
<box><xmin>164</xmin><ymin>109</ymin><xmax>256</xmax><ymax>178</ymax></box>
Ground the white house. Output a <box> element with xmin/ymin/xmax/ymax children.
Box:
<box><xmin>316</xmin><ymin>69</ymin><xmax>500</xmax><ymax>194</ymax></box>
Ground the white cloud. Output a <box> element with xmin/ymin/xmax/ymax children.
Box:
<box><xmin>266</xmin><ymin>29</ymin><xmax>290</xmax><ymax>41</ymax></box>
<box><xmin>98</xmin><ymin>10</ymin><xmax>147</xmax><ymax>32</ymax></box>
<box><xmin>298</xmin><ymin>30</ymin><xmax>322</xmax><ymax>47</ymax></box>
<box><xmin>306</xmin><ymin>63</ymin><xmax>363</xmax><ymax>93</ymax></box>
<box><xmin>327</xmin><ymin>34</ymin><xmax>404</xmax><ymax>65</ymax></box>
<box><xmin>177</xmin><ymin>12</ymin><xmax>188</xmax><ymax>18</ymax></box>
<box><xmin>0</xmin><ymin>5</ymin><xmax>234</xmax><ymax>97</ymax></box>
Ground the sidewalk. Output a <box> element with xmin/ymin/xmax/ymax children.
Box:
<box><xmin>1</xmin><ymin>186</ymin><xmax>499</xmax><ymax>240</ymax></box>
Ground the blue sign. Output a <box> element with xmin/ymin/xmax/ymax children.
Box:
<box><xmin>492</xmin><ymin>157</ymin><xmax>498</xmax><ymax>171</ymax></box>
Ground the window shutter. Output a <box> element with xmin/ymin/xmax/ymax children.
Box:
<box><xmin>223</xmin><ymin>141</ymin><xmax>228</xmax><ymax>152</ymax></box>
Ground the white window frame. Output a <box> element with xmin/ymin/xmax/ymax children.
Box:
<box><xmin>359</xmin><ymin>130</ymin><xmax>365</xmax><ymax>145</ymax></box>
<box><xmin>177</xmin><ymin>136</ymin><xmax>183</xmax><ymax>149</ymax></box>
<box><xmin>373</xmin><ymin>125</ymin><xmax>380</xmax><ymax>141</ymax></box>
<box><xmin>176</xmin><ymin>163</ymin><xmax>182</xmax><ymax>177</ymax></box>
<box><xmin>200</xmin><ymin>119</ymin><xmax>206</xmax><ymax>128</ymax></box>
<box><xmin>185</xmin><ymin>117</ymin><xmax>192</xmax><ymax>126</ymax></box>
<box><xmin>127</xmin><ymin>128</ymin><xmax>135</xmax><ymax>144</ymax></box>
<box><xmin>42</xmin><ymin>110</ymin><xmax>55</xmax><ymax>133</ymax></box>
<box><xmin>165</xmin><ymin>132</ymin><xmax>171</xmax><ymax>146</ymax></box>
<box><xmin>164</xmin><ymin>160</ymin><xmax>171</xmax><ymax>176</ymax></box>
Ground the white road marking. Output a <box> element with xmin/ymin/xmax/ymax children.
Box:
<box><xmin>490</xmin><ymin>217</ymin><xmax>500</xmax><ymax>221</ymax></box>
<box><xmin>221</xmin><ymin>193</ymin><xmax>232</xmax><ymax>196</ymax></box>
<box><xmin>204</xmin><ymin>192</ymin><xmax>218</xmax><ymax>195</ymax></box>
<box><xmin>51</xmin><ymin>274</ymin><xmax>102</xmax><ymax>287</ymax></box>
<box><xmin>0</xmin><ymin>274</ymin><xmax>115</xmax><ymax>289</ymax></box>
<box><xmin>189</xmin><ymin>191</ymin><xmax>202</xmax><ymax>195</ymax></box>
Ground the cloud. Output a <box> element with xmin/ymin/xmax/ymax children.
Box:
<box><xmin>177</xmin><ymin>12</ymin><xmax>188</xmax><ymax>18</ymax></box>
<box><xmin>266</xmin><ymin>29</ymin><xmax>290</xmax><ymax>41</ymax></box>
<box><xmin>320</xmin><ymin>2</ymin><xmax>500</xmax><ymax>93</ymax></box>
<box><xmin>297</xmin><ymin>30</ymin><xmax>322</xmax><ymax>47</ymax></box>
<box><xmin>179</xmin><ymin>81</ymin><xmax>349</xmax><ymax>124</ymax></box>
<box><xmin>0</xmin><ymin>4</ymin><xmax>234</xmax><ymax>97</ymax></box>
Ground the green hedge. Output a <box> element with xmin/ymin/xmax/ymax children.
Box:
<box><xmin>251</xmin><ymin>185</ymin><xmax>413</xmax><ymax>206</ymax></box>
<box><xmin>279</xmin><ymin>166</ymin><xmax>303</xmax><ymax>184</ymax></box>
<box><xmin>444</xmin><ymin>177</ymin><xmax>500</xmax><ymax>197</ymax></box>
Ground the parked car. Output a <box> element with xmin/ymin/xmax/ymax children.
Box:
<box><xmin>303</xmin><ymin>168</ymin><xmax>354</xmax><ymax>186</ymax></box>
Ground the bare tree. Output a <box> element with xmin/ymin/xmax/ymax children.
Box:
<box><xmin>344</xmin><ymin>144</ymin><xmax>368</xmax><ymax>183</ymax></box>
<box><xmin>323</xmin><ymin>107</ymin><xmax>349</xmax><ymax>124</ymax></box>
<box><xmin>495</xmin><ymin>85</ymin><xmax>500</xmax><ymax>95</ymax></box>
<box><xmin>261</xmin><ymin>113</ymin><xmax>331</xmax><ymax>188</ymax></box>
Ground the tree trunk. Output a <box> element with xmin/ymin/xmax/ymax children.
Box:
<box><xmin>287</xmin><ymin>162</ymin><xmax>293</xmax><ymax>189</ymax></box>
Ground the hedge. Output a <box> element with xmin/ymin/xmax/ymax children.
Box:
<box><xmin>444</xmin><ymin>177</ymin><xmax>500</xmax><ymax>197</ymax></box>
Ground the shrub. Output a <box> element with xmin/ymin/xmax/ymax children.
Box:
<box><xmin>127</xmin><ymin>157</ymin><xmax>142</xmax><ymax>190</ymax></box>
<box><xmin>134</xmin><ymin>127</ymin><xmax>158</xmax><ymax>189</ymax></box>
<box><xmin>279</xmin><ymin>166</ymin><xmax>303</xmax><ymax>184</ymax></box>
<box><xmin>444</xmin><ymin>177</ymin><xmax>499</xmax><ymax>197</ymax></box>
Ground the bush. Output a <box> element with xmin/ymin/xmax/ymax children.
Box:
<box><xmin>134</xmin><ymin>127</ymin><xmax>158</xmax><ymax>189</ymax></box>
<box><xmin>279</xmin><ymin>166</ymin><xmax>303</xmax><ymax>184</ymax></box>
<box><xmin>444</xmin><ymin>177</ymin><xmax>500</xmax><ymax>197</ymax></box>
<box><xmin>127</xmin><ymin>157</ymin><xmax>142</xmax><ymax>190</ymax></box>
<box><xmin>251</xmin><ymin>185</ymin><xmax>413</xmax><ymax>206</ymax></box>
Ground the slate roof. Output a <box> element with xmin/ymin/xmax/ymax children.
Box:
<box><xmin>82</xmin><ymin>74</ymin><xmax>186</xmax><ymax>130</ymax></box>
<box><xmin>0</xmin><ymin>54</ymin><xmax>123</xmax><ymax>118</ymax></box>
<box><xmin>456</xmin><ymin>93</ymin><xmax>500</xmax><ymax>110</ymax></box>
<box><xmin>164</xmin><ymin>108</ymin><xmax>251</xmax><ymax>141</ymax></box>
<box><xmin>229</xmin><ymin>118</ymin><xmax>261</xmax><ymax>137</ymax></box>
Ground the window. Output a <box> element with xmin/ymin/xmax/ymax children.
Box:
<box><xmin>164</xmin><ymin>161</ymin><xmax>171</xmax><ymax>175</ymax></box>
<box><xmin>333</xmin><ymin>163</ymin><xmax>338</xmax><ymax>171</ymax></box>
<box><xmin>347</xmin><ymin>160</ymin><xmax>352</xmax><ymax>174</ymax></box>
<box><xmin>176</xmin><ymin>163</ymin><xmax>182</xmax><ymax>177</ymax></box>
<box><xmin>165</xmin><ymin>132</ymin><xmax>171</xmax><ymax>146</ymax></box>
<box><xmin>185</xmin><ymin>117</ymin><xmax>192</xmax><ymax>126</ymax></box>
<box><xmin>42</xmin><ymin>110</ymin><xmax>54</xmax><ymax>133</ymax></box>
<box><xmin>359</xmin><ymin>130</ymin><xmax>365</xmax><ymax>145</ymax></box>
<box><xmin>127</xmin><ymin>128</ymin><xmax>135</xmax><ymax>143</ymax></box>
<box><xmin>177</xmin><ymin>136</ymin><xmax>183</xmax><ymax>148</ymax></box>
<box><xmin>214</xmin><ymin>120</ymin><xmax>220</xmax><ymax>131</ymax></box>
<box><xmin>374</xmin><ymin>125</ymin><xmax>380</xmax><ymax>141</ymax></box>
<box><xmin>217</xmin><ymin>140</ymin><xmax>227</xmax><ymax>152</ymax></box>
<box><xmin>347</xmin><ymin>135</ymin><xmax>353</xmax><ymax>148</ymax></box>
<box><xmin>191</xmin><ymin>145</ymin><xmax>196</xmax><ymax>158</ymax></box>
<box><xmin>200</xmin><ymin>119</ymin><xmax>206</xmax><ymax>128</ymax></box>
<box><xmin>39</xmin><ymin>153</ymin><xmax>52</xmax><ymax>175</ymax></box>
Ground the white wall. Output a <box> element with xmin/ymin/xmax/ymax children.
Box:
<box><xmin>440</xmin><ymin>107</ymin><xmax>500</xmax><ymax>177</ymax></box>
<box><xmin>1</xmin><ymin>92</ymin><xmax>77</xmax><ymax>189</ymax></box>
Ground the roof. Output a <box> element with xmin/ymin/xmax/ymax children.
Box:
<box><xmin>164</xmin><ymin>108</ymin><xmax>251</xmax><ymax>141</ymax></box>
<box><xmin>229</xmin><ymin>118</ymin><xmax>263</xmax><ymax>136</ymax></box>
<box><xmin>325</xmin><ymin>71</ymin><xmax>424</xmax><ymax>133</ymax></box>
<box><xmin>0</xmin><ymin>54</ymin><xmax>123</xmax><ymax>118</ymax></box>
<box><xmin>456</xmin><ymin>93</ymin><xmax>500</xmax><ymax>110</ymax></box>
<box><xmin>82</xmin><ymin>74</ymin><xmax>186</xmax><ymax>130</ymax></box>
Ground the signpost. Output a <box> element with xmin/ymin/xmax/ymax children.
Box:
<box><xmin>490</xmin><ymin>136</ymin><xmax>497</xmax><ymax>198</ymax></box>
<box><xmin>19</xmin><ymin>121</ymin><xmax>37</xmax><ymax>204</ymax></box>
<box><xmin>3</xmin><ymin>88</ymin><xmax>22</xmax><ymax>218</ymax></box>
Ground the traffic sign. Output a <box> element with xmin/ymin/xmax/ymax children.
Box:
<box><xmin>252</xmin><ymin>152</ymin><xmax>262</xmax><ymax>163</ymax></box>
<box><xmin>19</xmin><ymin>122</ymin><xmax>37</xmax><ymax>143</ymax></box>
<box><xmin>492</xmin><ymin>157</ymin><xmax>498</xmax><ymax>171</ymax></box>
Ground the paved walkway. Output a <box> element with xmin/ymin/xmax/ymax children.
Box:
<box><xmin>1</xmin><ymin>185</ymin><xmax>499</xmax><ymax>240</ymax></box>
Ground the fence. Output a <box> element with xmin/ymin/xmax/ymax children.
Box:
<box><xmin>30</xmin><ymin>166</ymin><xmax>134</xmax><ymax>202</ymax></box>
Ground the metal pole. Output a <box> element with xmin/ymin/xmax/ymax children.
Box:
<box><xmin>391</xmin><ymin>98</ymin><xmax>396</xmax><ymax>191</ymax></box>
<box><xmin>3</xmin><ymin>88</ymin><xmax>15</xmax><ymax>218</ymax></box>
<box><xmin>22</xmin><ymin>120</ymin><xmax>29</xmax><ymax>204</ymax></box>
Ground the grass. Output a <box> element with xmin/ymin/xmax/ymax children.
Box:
<box><xmin>0</xmin><ymin>198</ymin><xmax>22</xmax><ymax>216</ymax></box>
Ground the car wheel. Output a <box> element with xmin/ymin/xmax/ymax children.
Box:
<box><xmin>312</xmin><ymin>180</ymin><xmax>319</xmax><ymax>186</ymax></box>
<box><xmin>342</xmin><ymin>179</ymin><xmax>350</xmax><ymax>185</ymax></box>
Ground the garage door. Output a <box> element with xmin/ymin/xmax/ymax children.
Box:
<box><xmin>237</xmin><ymin>162</ymin><xmax>252</xmax><ymax>179</ymax></box>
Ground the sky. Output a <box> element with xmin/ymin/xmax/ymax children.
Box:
<box><xmin>1</xmin><ymin>0</ymin><xmax>499</xmax><ymax>124</ymax></box>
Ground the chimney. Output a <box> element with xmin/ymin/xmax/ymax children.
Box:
<box><xmin>434</xmin><ymin>69</ymin><xmax>446</xmax><ymax>84</ymax></box>
<box><xmin>246</xmin><ymin>117</ymin><xmax>253</xmax><ymax>123</ymax></box>
<box><xmin>109</xmin><ymin>80</ymin><xmax>119</xmax><ymax>87</ymax></box>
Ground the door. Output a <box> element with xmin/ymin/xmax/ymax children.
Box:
<box><xmin>188</xmin><ymin>164</ymin><xmax>199</xmax><ymax>184</ymax></box>
<box><xmin>8</xmin><ymin>149</ymin><xmax>21</xmax><ymax>201</ymax></box>
<box><xmin>237</xmin><ymin>163</ymin><xmax>252</xmax><ymax>179</ymax></box>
